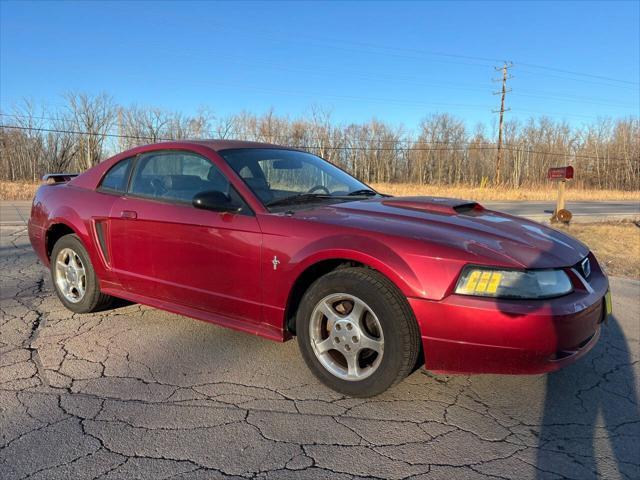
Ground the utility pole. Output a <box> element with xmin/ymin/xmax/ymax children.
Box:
<box><xmin>493</xmin><ymin>62</ymin><xmax>513</xmax><ymax>184</ymax></box>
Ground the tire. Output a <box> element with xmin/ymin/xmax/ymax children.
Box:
<box><xmin>296</xmin><ymin>267</ymin><xmax>421</xmax><ymax>397</ymax></box>
<box><xmin>50</xmin><ymin>234</ymin><xmax>114</xmax><ymax>313</ymax></box>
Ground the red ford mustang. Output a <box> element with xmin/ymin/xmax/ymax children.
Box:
<box><xmin>28</xmin><ymin>140</ymin><xmax>611</xmax><ymax>396</ymax></box>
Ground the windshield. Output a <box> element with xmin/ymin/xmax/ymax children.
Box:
<box><xmin>219</xmin><ymin>148</ymin><xmax>376</xmax><ymax>210</ymax></box>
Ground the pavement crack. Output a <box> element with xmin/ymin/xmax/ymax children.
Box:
<box><xmin>18</xmin><ymin>274</ymin><xmax>49</xmax><ymax>388</ymax></box>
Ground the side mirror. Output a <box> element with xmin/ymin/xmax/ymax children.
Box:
<box><xmin>192</xmin><ymin>190</ymin><xmax>241</xmax><ymax>213</ymax></box>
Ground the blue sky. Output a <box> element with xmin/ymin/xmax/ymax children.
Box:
<box><xmin>1</xmin><ymin>0</ymin><xmax>638</xmax><ymax>134</ymax></box>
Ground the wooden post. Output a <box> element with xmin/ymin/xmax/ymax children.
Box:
<box><xmin>552</xmin><ymin>179</ymin><xmax>572</xmax><ymax>223</ymax></box>
<box><xmin>557</xmin><ymin>180</ymin><xmax>566</xmax><ymax>213</ymax></box>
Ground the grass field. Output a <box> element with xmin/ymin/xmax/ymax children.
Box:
<box><xmin>1</xmin><ymin>181</ymin><xmax>42</xmax><ymax>201</ymax></box>
<box><xmin>370</xmin><ymin>182</ymin><xmax>640</xmax><ymax>201</ymax></box>
<box><xmin>553</xmin><ymin>221</ymin><xmax>640</xmax><ymax>279</ymax></box>
<box><xmin>2</xmin><ymin>179</ymin><xmax>640</xmax><ymax>202</ymax></box>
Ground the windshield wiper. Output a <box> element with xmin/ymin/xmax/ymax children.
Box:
<box><xmin>347</xmin><ymin>189</ymin><xmax>378</xmax><ymax>196</ymax></box>
<box><xmin>266</xmin><ymin>193</ymin><xmax>334</xmax><ymax>208</ymax></box>
<box><xmin>266</xmin><ymin>189</ymin><xmax>378</xmax><ymax>208</ymax></box>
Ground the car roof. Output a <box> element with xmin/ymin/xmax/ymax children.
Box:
<box><xmin>70</xmin><ymin>139</ymin><xmax>297</xmax><ymax>191</ymax></box>
<box><xmin>152</xmin><ymin>139</ymin><xmax>292</xmax><ymax>152</ymax></box>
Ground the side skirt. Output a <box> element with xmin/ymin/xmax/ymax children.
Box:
<box><xmin>101</xmin><ymin>287</ymin><xmax>287</xmax><ymax>343</ymax></box>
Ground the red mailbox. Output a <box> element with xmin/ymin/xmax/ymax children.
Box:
<box><xmin>548</xmin><ymin>166</ymin><xmax>574</xmax><ymax>181</ymax></box>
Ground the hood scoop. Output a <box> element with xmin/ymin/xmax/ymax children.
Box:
<box><xmin>381</xmin><ymin>196</ymin><xmax>484</xmax><ymax>215</ymax></box>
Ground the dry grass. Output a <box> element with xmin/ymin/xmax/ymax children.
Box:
<box><xmin>2</xmin><ymin>180</ymin><xmax>639</xmax><ymax>202</ymax></box>
<box><xmin>0</xmin><ymin>181</ymin><xmax>41</xmax><ymax>201</ymax></box>
<box><xmin>371</xmin><ymin>183</ymin><xmax>640</xmax><ymax>201</ymax></box>
<box><xmin>554</xmin><ymin>221</ymin><xmax>640</xmax><ymax>279</ymax></box>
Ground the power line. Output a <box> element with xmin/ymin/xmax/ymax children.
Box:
<box><xmin>17</xmin><ymin>49</ymin><xmax>638</xmax><ymax>113</ymax></box>
<box><xmin>4</xmin><ymin>110</ymin><xmax>637</xmax><ymax>148</ymax></box>
<box><xmin>185</xmin><ymin>55</ymin><xmax>639</xmax><ymax>107</ymax></box>
<box><xmin>0</xmin><ymin>123</ymin><xmax>632</xmax><ymax>162</ymax></box>
<box><xmin>517</xmin><ymin>62</ymin><xmax>638</xmax><ymax>85</ymax></box>
<box><xmin>203</xmin><ymin>23</ymin><xmax>639</xmax><ymax>87</ymax></box>
<box><xmin>0</xmin><ymin>113</ymin><xmax>495</xmax><ymax>147</ymax></box>
<box><xmin>511</xmin><ymin>91</ymin><xmax>637</xmax><ymax>109</ymax></box>
<box><xmin>28</xmin><ymin>50</ymin><xmax>638</xmax><ymax>109</ymax></box>
<box><xmin>516</xmin><ymin>67</ymin><xmax>639</xmax><ymax>91</ymax></box>
<box><xmin>0</xmin><ymin>123</ymin><xmax>494</xmax><ymax>151</ymax></box>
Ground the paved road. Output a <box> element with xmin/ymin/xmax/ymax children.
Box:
<box><xmin>0</xmin><ymin>202</ymin><xmax>30</xmax><ymax>226</ymax></box>
<box><xmin>1</xmin><ymin>224</ymin><xmax>639</xmax><ymax>479</ymax></box>
<box><xmin>1</xmin><ymin>200</ymin><xmax>639</xmax><ymax>225</ymax></box>
<box><xmin>483</xmin><ymin>200</ymin><xmax>639</xmax><ymax>222</ymax></box>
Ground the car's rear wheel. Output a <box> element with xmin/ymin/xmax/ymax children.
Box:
<box><xmin>296</xmin><ymin>267</ymin><xmax>420</xmax><ymax>397</ymax></box>
<box><xmin>50</xmin><ymin>234</ymin><xmax>113</xmax><ymax>313</ymax></box>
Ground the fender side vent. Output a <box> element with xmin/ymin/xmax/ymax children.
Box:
<box><xmin>94</xmin><ymin>221</ymin><xmax>110</xmax><ymax>264</ymax></box>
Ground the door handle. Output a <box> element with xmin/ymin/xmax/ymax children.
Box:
<box><xmin>120</xmin><ymin>210</ymin><xmax>137</xmax><ymax>219</ymax></box>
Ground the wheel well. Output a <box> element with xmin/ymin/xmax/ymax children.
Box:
<box><xmin>46</xmin><ymin>223</ymin><xmax>76</xmax><ymax>259</ymax></box>
<box><xmin>285</xmin><ymin>259</ymin><xmax>364</xmax><ymax>334</ymax></box>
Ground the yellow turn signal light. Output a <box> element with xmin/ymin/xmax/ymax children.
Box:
<box><xmin>459</xmin><ymin>270</ymin><xmax>503</xmax><ymax>295</ymax></box>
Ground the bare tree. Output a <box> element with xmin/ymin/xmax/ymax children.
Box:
<box><xmin>44</xmin><ymin>111</ymin><xmax>78</xmax><ymax>173</ymax></box>
<box><xmin>1</xmin><ymin>93</ymin><xmax>638</xmax><ymax>190</ymax></box>
<box><xmin>2</xmin><ymin>99</ymin><xmax>46</xmax><ymax>181</ymax></box>
<box><xmin>65</xmin><ymin>92</ymin><xmax>116</xmax><ymax>168</ymax></box>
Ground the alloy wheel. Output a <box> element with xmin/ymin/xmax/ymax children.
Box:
<box><xmin>309</xmin><ymin>293</ymin><xmax>384</xmax><ymax>381</ymax></box>
<box><xmin>54</xmin><ymin>247</ymin><xmax>87</xmax><ymax>303</ymax></box>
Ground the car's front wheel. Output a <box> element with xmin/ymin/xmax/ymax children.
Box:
<box><xmin>296</xmin><ymin>267</ymin><xmax>420</xmax><ymax>397</ymax></box>
<box><xmin>50</xmin><ymin>234</ymin><xmax>114</xmax><ymax>313</ymax></box>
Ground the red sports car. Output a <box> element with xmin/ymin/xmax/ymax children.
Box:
<box><xmin>28</xmin><ymin>140</ymin><xmax>611</xmax><ymax>396</ymax></box>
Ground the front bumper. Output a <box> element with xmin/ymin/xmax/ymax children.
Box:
<box><xmin>410</xmin><ymin>262</ymin><xmax>609</xmax><ymax>375</ymax></box>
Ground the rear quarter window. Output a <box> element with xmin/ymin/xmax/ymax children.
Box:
<box><xmin>99</xmin><ymin>158</ymin><xmax>133</xmax><ymax>192</ymax></box>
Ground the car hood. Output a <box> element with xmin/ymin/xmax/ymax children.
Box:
<box><xmin>292</xmin><ymin>196</ymin><xmax>589</xmax><ymax>269</ymax></box>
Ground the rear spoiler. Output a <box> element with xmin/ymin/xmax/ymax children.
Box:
<box><xmin>42</xmin><ymin>173</ymin><xmax>79</xmax><ymax>184</ymax></box>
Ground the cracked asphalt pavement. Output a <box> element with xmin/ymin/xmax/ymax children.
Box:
<box><xmin>1</xmin><ymin>224</ymin><xmax>638</xmax><ymax>479</ymax></box>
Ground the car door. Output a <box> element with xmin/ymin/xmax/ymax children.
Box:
<box><xmin>108</xmin><ymin>150</ymin><xmax>263</xmax><ymax>324</ymax></box>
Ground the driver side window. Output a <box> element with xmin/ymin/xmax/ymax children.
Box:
<box><xmin>128</xmin><ymin>151</ymin><xmax>249</xmax><ymax>213</ymax></box>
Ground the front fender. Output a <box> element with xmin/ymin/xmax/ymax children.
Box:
<box><xmin>289</xmin><ymin>234</ymin><xmax>425</xmax><ymax>299</ymax></box>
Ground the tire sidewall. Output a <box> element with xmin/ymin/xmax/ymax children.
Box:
<box><xmin>50</xmin><ymin>234</ymin><xmax>99</xmax><ymax>313</ymax></box>
<box><xmin>296</xmin><ymin>269</ymin><xmax>408</xmax><ymax>397</ymax></box>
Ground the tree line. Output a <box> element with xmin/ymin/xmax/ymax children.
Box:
<box><xmin>0</xmin><ymin>92</ymin><xmax>638</xmax><ymax>190</ymax></box>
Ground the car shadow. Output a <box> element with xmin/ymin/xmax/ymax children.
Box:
<box><xmin>535</xmin><ymin>314</ymin><xmax>639</xmax><ymax>479</ymax></box>
<box><xmin>471</xmin><ymin>211</ymin><xmax>640</xmax><ymax>478</ymax></box>
<box><xmin>487</xmin><ymin>230</ymin><xmax>639</xmax><ymax>478</ymax></box>
<box><xmin>103</xmin><ymin>296</ymin><xmax>135</xmax><ymax>310</ymax></box>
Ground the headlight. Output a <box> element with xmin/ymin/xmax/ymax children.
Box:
<box><xmin>455</xmin><ymin>267</ymin><xmax>573</xmax><ymax>299</ymax></box>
